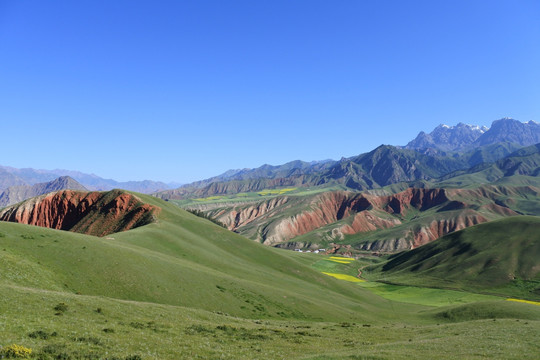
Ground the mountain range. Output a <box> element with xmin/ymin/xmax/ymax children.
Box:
<box><xmin>0</xmin><ymin>165</ymin><xmax>174</xmax><ymax>194</ymax></box>
<box><xmin>1</xmin><ymin>118</ymin><xmax>537</xmax><ymax>202</ymax></box>
<box><xmin>0</xmin><ymin>176</ymin><xmax>88</xmax><ymax>208</ymax></box>
<box><xmin>156</xmin><ymin>118</ymin><xmax>540</xmax><ymax>200</ymax></box>
<box><xmin>405</xmin><ymin>117</ymin><xmax>540</xmax><ymax>151</ymax></box>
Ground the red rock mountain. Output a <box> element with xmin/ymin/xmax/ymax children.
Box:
<box><xmin>195</xmin><ymin>186</ymin><xmax>538</xmax><ymax>252</ymax></box>
<box><xmin>0</xmin><ymin>189</ymin><xmax>160</xmax><ymax>237</ymax></box>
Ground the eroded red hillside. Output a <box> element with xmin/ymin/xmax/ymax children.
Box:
<box><xmin>200</xmin><ymin>186</ymin><xmax>528</xmax><ymax>251</ymax></box>
<box><xmin>0</xmin><ymin>189</ymin><xmax>160</xmax><ymax>237</ymax></box>
<box><xmin>262</xmin><ymin>188</ymin><xmax>456</xmax><ymax>245</ymax></box>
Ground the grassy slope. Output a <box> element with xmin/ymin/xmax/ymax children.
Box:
<box><xmin>3</xmin><ymin>283</ymin><xmax>540</xmax><ymax>360</ymax></box>
<box><xmin>366</xmin><ymin>216</ymin><xmax>540</xmax><ymax>299</ymax></box>
<box><xmin>2</xmin><ymin>193</ymin><xmax>540</xmax><ymax>359</ymax></box>
<box><xmin>289</xmin><ymin>252</ymin><xmax>517</xmax><ymax>307</ymax></box>
<box><xmin>0</xmin><ymin>203</ymin><xmax>399</xmax><ymax>323</ymax></box>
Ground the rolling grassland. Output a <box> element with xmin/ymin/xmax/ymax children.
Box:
<box><xmin>1</xmin><ymin>193</ymin><xmax>539</xmax><ymax>359</ymax></box>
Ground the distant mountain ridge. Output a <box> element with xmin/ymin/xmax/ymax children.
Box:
<box><xmin>2</xmin><ymin>118</ymin><xmax>537</xmax><ymax>199</ymax></box>
<box><xmin>0</xmin><ymin>165</ymin><xmax>172</xmax><ymax>193</ymax></box>
<box><xmin>0</xmin><ymin>168</ymin><xmax>26</xmax><ymax>191</ymax></box>
<box><xmin>155</xmin><ymin>142</ymin><xmax>525</xmax><ymax>200</ymax></box>
<box><xmin>186</xmin><ymin>159</ymin><xmax>335</xmax><ymax>189</ymax></box>
<box><xmin>0</xmin><ymin>176</ymin><xmax>87</xmax><ymax>208</ymax></box>
<box><xmin>439</xmin><ymin>143</ymin><xmax>540</xmax><ymax>184</ymax></box>
<box><xmin>157</xmin><ymin>117</ymin><xmax>538</xmax><ymax>200</ymax></box>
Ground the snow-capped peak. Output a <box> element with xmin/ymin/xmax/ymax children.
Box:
<box><xmin>468</xmin><ymin>125</ymin><xmax>487</xmax><ymax>133</ymax></box>
<box><xmin>436</xmin><ymin>123</ymin><xmax>486</xmax><ymax>133</ymax></box>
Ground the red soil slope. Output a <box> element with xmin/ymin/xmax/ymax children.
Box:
<box><xmin>0</xmin><ymin>189</ymin><xmax>160</xmax><ymax>237</ymax></box>
<box><xmin>204</xmin><ymin>187</ymin><xmax>525</xmax><ymax>251</ymax></box>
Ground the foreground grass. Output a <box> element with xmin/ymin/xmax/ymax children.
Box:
<box><xmin>2</xmin><ymin>284</ymin><xmax>539</xmax><ymax>360</ymax></box>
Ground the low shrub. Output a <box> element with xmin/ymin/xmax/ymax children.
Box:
<box><xmin>1</xmin><ymin>344</ymin><xmax>32</xmax><ymax>358</ymax></box>
<box><xmin>53</xmin><ymin>303</ymin><xmax>68</xmax><ymax>315</ymax></box>
<box><xmin>185</xmin><ymin>324</ymin><xmax>215</xmax><ymax>335</ymax></box>
<box><xmin>74</xmin><ymin>336</ymin><xmax>102</xmax><ymax>345</ymax></box>
<box><xmin>28</xmin><ymin>330</ymin><xmax>54</xmax><ymax>340</ymax></box>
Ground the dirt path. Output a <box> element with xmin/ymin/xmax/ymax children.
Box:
<box><xmin>357</xmin><ymin>265</ymin><xmax>369</xmax><ymax>280</ymax></box>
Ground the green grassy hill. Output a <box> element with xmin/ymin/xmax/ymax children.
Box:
<box><xmin>0</xmin><ymin>192</ymin><xmax>401</xmax><ymax>323</ymax></box>
<box><xmin>366</xmin><ymin>216</ymin><xmax>540</xmax><ymax>299</ymax></box>
<box><xmin>1</xmin><ymin>192</ymin><xmax>540</xmax><ymax>359</ymax></box>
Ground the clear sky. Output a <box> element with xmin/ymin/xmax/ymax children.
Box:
<box><xmin>1</xmin><ymin>1</ymin><xmax>539</xmax><ymax>183</ymax></box>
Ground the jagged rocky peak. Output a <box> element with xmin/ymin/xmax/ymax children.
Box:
<box><xmin>406</xmin><ymin>121</ymin><xmax>488</xmax><ymax>151</ymax></box>
<box><xmin>474</xmin><ymin>118</ymin><xmax>540</xmax><ymax>148</ymax></box>
<box><xmin>406</xmin><ymin>117</ymin><xmax>540</xmax><ymax>152</ymax></box>
<box><xmin>435</xmin><ymin>122</ymin><xmax>487</xmax><ymax>133</ymax></box>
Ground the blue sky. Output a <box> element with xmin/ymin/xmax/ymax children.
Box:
<box><xmin>1</xmin><ymin>1</ymin><xmax>539</xmax><ymax>183</ymax></box>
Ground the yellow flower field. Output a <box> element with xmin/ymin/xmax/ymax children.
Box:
<box><xmin>328</xmin><ymin>259</ymin><xmax>353</xmax><ymax>264</ymax></box>
<box><xmin>257</xmin><ymin>188</ymin><xmax>297</xmax><ymax>196</ymax></box>
<box><xmin>193</xmin><ymin>195</ymin><xmax>226</xmax><ymax>202</ymax></box>
<box><xmin>328</xmin><ymin>256</ymin><xmax>355</xmax><ymax>264</ymax></box>
<box><xmin>322</xmin><ymin>272</ymin><xmax>364</xmax><ymax>282</ymax></box>
<box><xmin>506</xmin><ymin>298</ymin><xmax>540</xmax><ymax>306</ymax></box>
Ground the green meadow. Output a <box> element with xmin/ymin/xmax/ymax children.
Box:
<box><xmin>1</xmin><ymin>193</ymin><xmax>540</xmax><ymax>359</ymax></box>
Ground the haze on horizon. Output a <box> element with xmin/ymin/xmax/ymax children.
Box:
<box><xmin>1</xmin><ymin>0</ymin><xmax>539</xmax><ymax>183</ymax></box>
